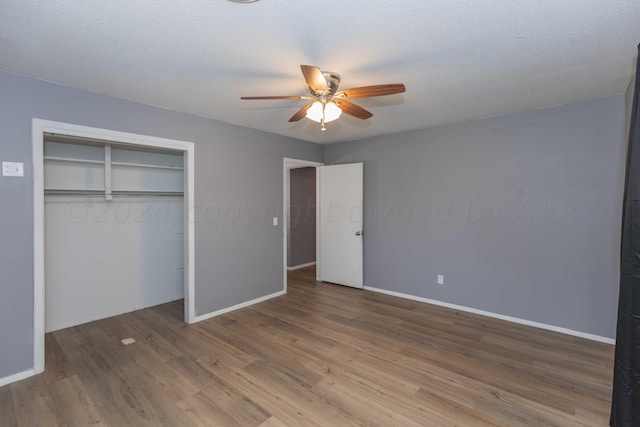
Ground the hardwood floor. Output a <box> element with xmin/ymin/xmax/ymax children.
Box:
<box><xmin>1</xmin><ymin>266</ymin><xmax>614</xmax><ymax>426</ymax></box>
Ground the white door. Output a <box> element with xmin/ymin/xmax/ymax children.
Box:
<box><xmin>317</xmin><ymin>163</ymin><xmax>363</xmax><ymax>288</ymax></box>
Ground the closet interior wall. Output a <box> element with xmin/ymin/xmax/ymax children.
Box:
<box><xmin>43</xmin><ymin>135</ymin><xmax>185</xmax><ymax>332</ymax></box>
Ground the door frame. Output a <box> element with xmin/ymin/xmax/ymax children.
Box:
<box><xmin>282</xmin><ymin>157</ymin><xmax>323</xmax><ymax>292</ymax></box>
<box><xmin>32</xmin><ymin>119</ymin><xmax>196</xmax><ymax>374</ymax></box>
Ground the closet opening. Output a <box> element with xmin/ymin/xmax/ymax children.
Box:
<box><xmin>33</xmin><ymin>119</ymin><xmax>196</xmax><ymax>374</ymax></box>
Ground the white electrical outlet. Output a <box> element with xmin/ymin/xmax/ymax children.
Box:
<box><xmin>437</xmin><ymin>274</ymin><xmax>444</xmax><ymax>285</ymax></box>
<box><xmin>273</xmin><ymin>217</ymin><xmax>278</xmax><ymax>226</ymax></box>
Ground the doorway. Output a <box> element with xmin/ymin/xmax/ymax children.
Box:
<box><xmin>32</xmin><ymin>119</ymin><xmax>196</xmax><ymax>374</ymax></box>
<box><xmin>288</xmin><ymin>167</ymin><xmax>317</xmax><ymax>271</ymax></box>
<box><xmin>316</xmin><ymin>163</ymin><xmax>364</xmax><ymax>289</ymax></box>
<box><xmin>282</xmin><ymin>158</ymin><xmax>364</xmax><ymax>291</ymax></box>
<box><xmin>282</xmin><ymin>158</ymin><xmax>323</xmax><ymax>292</ymax></box>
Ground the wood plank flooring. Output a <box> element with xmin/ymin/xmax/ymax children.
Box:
<box><xmin>0</xmin><ymin>266</ymin><xmax>615</xmax><ymax>426</ymax></box>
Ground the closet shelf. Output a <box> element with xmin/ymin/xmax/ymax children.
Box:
<box><xmin>44</xmin><ymin>156</ymin><xmax>104</xmax><ymax>165</ymax></box>
<box><xmin>111</xmin><ymin>161</ymin><xmax>184</xmax><ymax>171</ymax></box>
<box><xmin>45</xmin><ymin>188</ymin><xmax>184</xmax><ymax>197</ymax></box>
<box><xmin>112</xmin><ymin>190</ymin><xmax>184</xmax><ymax>196</ymax></box>
<box><xmin>43</xmin><ymin>157</ymin><xmax>183</xmax><ymax>171</ymax></box>
<box><xmin>45</xmin><ymin>188</ymin><xmax>104</xmax><ymax>194</ymax></box>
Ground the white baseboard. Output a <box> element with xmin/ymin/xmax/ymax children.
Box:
<box><xmin>193</xmin><ymin>290</ymin><xmax>286</xmax><ymax>323</ymax></box>
<box><xmin>363</xmin><ymin>286</ymin><xmax>615</xmax><ymax>345</ymax></box>
<box><xmin>287</xmin><ymin>261</ymin><xmax>316</xmax><ymax>271</ymax></box>
<box><xmin>0</xmin><ymin>369</ymin><xmax>36</xmax><ymax>388</ymax></box>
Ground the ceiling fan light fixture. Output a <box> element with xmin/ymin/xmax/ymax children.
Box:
<box><xmin>306</xmin><ymin>101</ymin><xmax>342</xmax><ymax>124</ymax></box>
<box><xmin>241</xmin><ymin>64</ymin><xmax>405</xmax><ymax>130</ymax></box>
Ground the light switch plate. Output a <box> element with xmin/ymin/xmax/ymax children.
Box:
<box><xmin>2</xmin><ymin>162</ymin><xmax>24</xmax><ymax>177</ymax></box>
<box><xmin>273</xmin><ymin>217</ymin><xmax>278</xmax><ymax>226</ymax></box>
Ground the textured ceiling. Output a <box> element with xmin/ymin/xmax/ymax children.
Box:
<box><xmin>0</xmin><ymin>1</ymin><xmax>639</xmax><ymax>144</ymax></box>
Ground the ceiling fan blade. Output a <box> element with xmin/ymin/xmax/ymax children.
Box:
<box><xmin>288</xmin><ymin>103</ymin><xmax>313</xmax><ymax>122</ymax></box>
<box><xmin>300</xmin><ymin>65</ymin><xmax>329</xmax><ymax>93</ymax></box>
<box><xmin>241</xmin><ymin>95</ymin><xmax>310</xmax><ymax>100</ymax></box>
<box><xmin>334</xmin><ymin>100</ymin><xmax>373</xmax><ymax>120</ymax></box>
<box><xmin>335</xmin><ymin>83</ymin><xmax>406</xmax><ymax>99</ymax></box>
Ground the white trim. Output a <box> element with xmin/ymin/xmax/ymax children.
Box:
<box><xmin>283</xmin><ymin>158</ymin><xmax>323</xmax><ymax>294</ymax></box>
<box><xmin>0</xmin><ymin>369</ymin><xmax>37</xmax><ymax>388</ymax></box>
<box><xmin>32</xmin><ymin>119</ymin><xmax>197</xmax><ymax>379</ymax></box>
<box><xmin>193</xmin><ymin>290</ymin><xmax>285</xmax><ymax>322</ymax></box>
<box><xmin>316</xmin><ymin>167</ymin><xmax>321</xmax><ymax>282</ymax></box>
<box><xmin>363</xmin><ymin>286</ymin><xmax>616</xmax><ymax>345</ymax></box>
<box><xmin>287</xmin><ymin>261</ymin><xmax>316</xmax><ymax>271</ymax></box>
<box><xmin>185</xmin><ymin>145</ymin><xmax>196</xmax><ymax>324</ymax></box>
<box><xmin>32</xmin><ymin>120</ymin><xmax>45</xmax><ymax>374</ymax></box>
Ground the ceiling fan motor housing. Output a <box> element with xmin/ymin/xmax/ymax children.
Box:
<box><xmin>310</xmin><ymin>71</ymin><xmax>341</xmax><ymax>100</ymax></box>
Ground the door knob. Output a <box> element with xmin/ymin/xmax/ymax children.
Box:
<box><xmin>355</xmin><ymin>231</ymin><xmax>362</xmax><ymax>236</ymax></box>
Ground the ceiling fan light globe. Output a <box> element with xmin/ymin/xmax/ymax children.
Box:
<box><xmin>305</xmin><ymin>101</ymin><xmax>324</xmax><ymax>123</ymax></box>
<box><xmin>323</xmin><ymin>102</ymin><xmax>342</xmax><ymax>123</ymax></box>
<box><xmin>306</xmin><ymin>101</ymin><xmax>342</xmax><ymax>124</ymax></box>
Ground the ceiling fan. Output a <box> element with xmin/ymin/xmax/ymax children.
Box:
<box><xmin>241</xmin><ymin>65</ymin><xmax>406</xmax><ymax>131</ymax></box>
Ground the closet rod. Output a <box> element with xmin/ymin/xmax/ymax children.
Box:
<box><xmin>44</xmin><ymin>189</ymin><xmax>184</xmax><ymax>197</ymax></box>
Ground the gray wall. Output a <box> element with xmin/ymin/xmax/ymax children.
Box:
<box><xmin>288</xmin><ymin>167</ymin><xmax>316</xmax><ymax>267</ymax></box>
<box><xmin>324</xmin><ymin>95</ymin><xmax>626</xmax><ymax>339</ymax></box>
<box><xmin>0</xmin><ymin>70</ymin><xmax>323</xmax><ymax>378</ymax></box>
